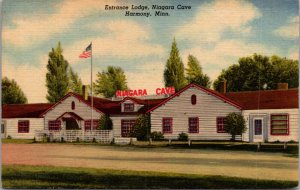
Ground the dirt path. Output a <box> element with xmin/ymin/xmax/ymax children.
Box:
<box><xmin>2</xmin><ymin>144</ymin><xmax>298</xmax><ymax>181</ymax></box>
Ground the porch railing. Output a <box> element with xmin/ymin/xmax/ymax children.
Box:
<box><xmin>35</xmin><ymin>130</ymin><xmax>113</xmax><ymax>143</ymax></box>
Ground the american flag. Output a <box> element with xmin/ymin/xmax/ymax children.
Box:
<box><xmin>79</xmin><ymin>43</ymin><xmax>92</xmax><ymax>58</ymax></box>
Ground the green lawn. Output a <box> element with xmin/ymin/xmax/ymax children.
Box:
<box><xmin>2</xmin><ymin>165</ymin><xmax>298</xmax><ymax>189</ymax></box>
<box><xmin>2</xmin><ymin>138</ymin><xmax>298</xmax><ymax>155</ymax></box>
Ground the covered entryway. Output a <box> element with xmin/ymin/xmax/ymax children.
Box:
<box><xmin>56</xmin><ymin>112</ymin><xmax>83</xmax><ymax>130</ymax></box>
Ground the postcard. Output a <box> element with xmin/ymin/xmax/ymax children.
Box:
<box><xmin>1</xmin><ymin>0</ymin><xmax>299</xmax><ymax>189</ymax></box>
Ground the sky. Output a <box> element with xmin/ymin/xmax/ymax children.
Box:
<box><xmin>2</xmin><ymin>0</ymin><xmax>299</xmax><ymax>103</ymax></box>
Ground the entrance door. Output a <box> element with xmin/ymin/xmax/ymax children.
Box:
<box><xmin>65</xmin><ymin>118</ymin><xmax>80</xmax><ymax>130</ymax></box>
<box><xmin>252</xmin><ymin>118</ymin><xmax>264</xmax><ymax>142</ymax></box>
<box><xmin>1</xmin><ymin>121</ymin><xmax>5</xmax><ymax>138</ymax></box>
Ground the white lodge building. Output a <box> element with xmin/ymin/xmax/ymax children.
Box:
<box><xmin>2</xmin><ymin>83</ymin><xmax>298</xmax><ymax>142</ymax></box>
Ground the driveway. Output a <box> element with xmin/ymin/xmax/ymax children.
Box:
<box><xmin>2</xmin><ymin>144</ymin><xmax>298</xmax><ymax>181</ymax></box>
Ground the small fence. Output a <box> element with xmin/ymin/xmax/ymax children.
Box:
<box><xmin>35</xmin><ymin>130</ymin><xmax>113</xmax><ymax>143</ymax></box>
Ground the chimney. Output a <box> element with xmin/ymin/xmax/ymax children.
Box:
<box><xmin>277</xmin><ymin>83</ymin><xmax>288</xmax><ymax>90</ymax></box>
<box><xmin>219</xmin><ymin>80</ymin><xmax>227</xmax><ymax>93</ymax></box>
<box><xmin>82</xmin><ymin>85</ymin><xmax>88</xmax><ymax>100</ymax></box>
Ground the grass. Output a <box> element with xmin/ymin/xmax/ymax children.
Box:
<box><xmin>132</xmin><ymin>140</ymin><xmax>299</xmax><ymax>155</ymax></box>
<box><xmin>2</xmin><ymin>138</ymin><xmax>298</xmax><ymax>155</ymax></box>
<box><xmin>2</xmin><ymin>165</ymin><xmax>298</xmax><ymax>189</ymax></box>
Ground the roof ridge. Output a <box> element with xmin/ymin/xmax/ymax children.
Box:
<box><xmin>224</xmin><ymin>88</ymin><xmax>298</xmax><ymax>94</ymax></box>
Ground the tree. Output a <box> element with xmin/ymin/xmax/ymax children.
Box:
<box><xmin>131</xmin><ymin>114</ymin><xmax>151</xmax><ymax>140</ymax></box>
<box><xmin>185</xmin><ymin>55</ymin><xmax>211</xmax><ymax>88</ymax></box>
<box><xmin>98</xmin><ymin>114</ymin><xmax>113</xmax><ymax>130</ymax></box>
<box><xmin>94</xmin><ymin>66</ymin><xmax>128</xmax><ymax>98</ymax></box>
<box><xmin>2</xmin><ymin>77</ymin><xmax>27</xmax><ymax>104</ymax></box>
<box><xmin>213</xmin><ymin>54</ymin><xmax>298</xmax><ymax>92</ymax></box>
<box><xmin>164</xmin><ymin>38</ymin><xmax>187</xmax><ymax>91</ymax></box>
<box><xmin>224</xmin><ymin>112</ymin><xmax>246</xmax><ymax>141</ymax></box>
<box><xmin>68</xmin><ymin>67</ymin><xmax>82</xmax><ymax>94</ymax></box>
<box><xmin>46</xmin><ymin>42</ymin><xmax>69</xmax><ymax>103</ymax></box>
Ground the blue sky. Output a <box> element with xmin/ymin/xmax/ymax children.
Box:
<box><xmin>2</xmin><ymin>0</ymin><xmax>299</xmax><ymax>103</ymax></box>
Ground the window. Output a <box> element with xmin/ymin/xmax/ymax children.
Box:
<box><xmin>271</xmin><ymin>114</ymin><xmax>289</xmax><ymax>135</ymax></box>
<box><xmin>18</xmin><ymin>120</ymin><xmax>29</xmax><ymax>133</ymax></box>
<box><xmin>191</xmin><ymin>94</ymin><xmax>197</xmax><ymax>105</ymax></box>
<box><xmin>48</xmin><ymin>120</ymin><xmax>61</xmax><ymax>131</ymax></box>
<box><xmin>124</xmin><ymin>103</ymin><xmax>134</xmax><ymax>112</ymax></box>
<box><xmin>162</xmin><ymin>118</ymin><xmax>173</xmax><ymax>134</ymax></box>
<box><xmin>189</xmin><ymin>117</ymin><xmax>199</xmax><ymax>133</ymax></box>
<box><xmin>71</xmin><ymin>101</ymin><xmax>75</xmax><ymax>110</ymax></box>
<box><xmin>216</xmin><ymin>117</ymin><xmax>226</xmax><ymax>133</ymax></box>
<box><xmin>84</xmin><ymin>120</ymin><xmax>99</xmax><ymax>130</ymax></box>
<box><xmin>121</xmin><ymin>120</ymin><xmax>136</xmax><ymax>137</ymax></box>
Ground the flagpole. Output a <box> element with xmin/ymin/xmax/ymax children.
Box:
<box><xmin>91</xmin><ymin>42</ymin><xmax>93</xmax><ymax>130</ymax></box>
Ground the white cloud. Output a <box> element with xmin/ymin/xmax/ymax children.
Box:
<box><xmin>63</xmin><ymin>20</ymin><xmax>165</xmax><ymax>64</ymax></box>
<box><xmin>176</xmin><ymin>0</ymin><xmax>261</xmax><ymax>42</ymax></box>
<box><xmin>273</xmin><ymin>16</ymin><xmax>299</xmax><ymax>39</ymax></box>
<box><xmin>2</xmin><ymin>56</ymin><xmax>48</xmax><ymax>103</ymax></box>
<box><xmin>3</xmin><ymin>0</ymin><xmax>117</xmax><ymax>48</ymax></box>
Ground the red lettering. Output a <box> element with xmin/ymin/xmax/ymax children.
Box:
<box><xmin>138</xmin><ymin>89</ymin><xmax>142</xmax><ymax>96</ymax></box>
<box><xmin>156</xmin><ymin>88</ymin><xmax>161</xmax><ymax>95</ymax></box>
<box><xmin>170</xmin><ymin>86</ymin><xmax>175</xmax><ymax>94</ymax></box>
<box><xmin>116</xmin><ymin>90</ymin><xmax>121</xmax><ymax>97</ymax></box>
<box><xmin>143</xmin><ymin>89</ymin><xmax>147</xmax><ymax>96</ymax></box>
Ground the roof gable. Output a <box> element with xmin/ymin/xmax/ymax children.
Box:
<box><xmin>147</xmin><ymin>83</ymin><xmax>242</xmax><ymax>113</ymax></box>
<box><xmin>41</xmin><ymin>92</ymin><xmax>105</xmax><ymax>116</ymax></box>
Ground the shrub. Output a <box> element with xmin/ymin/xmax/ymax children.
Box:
<box><xmin>130</xmin><ymin>114</ymin><xmax>151</xmax><ymax>140</ymax></box>
<box><xmin>224</xmin><ymin>112</ymin><xmax>246</xmax><ymax>141</ymax></box>
<box><xmin>98</xmin><ymin>114</ymin><xmax>113</xmax><ymax>130</ymax></box>
<box><xmin>178</xmin><ymin>132</ymin><xmax>188</xmax><ymax>141</ymax></box>
<box><xmin>7</xmin><ymin>135</ymin><xmax>12</xmax><ymax>139</ymax></box>
<box><xmin>150</xmin><ymin>132</ymin><xmax>164</xmax><ymax>140</ymax></box>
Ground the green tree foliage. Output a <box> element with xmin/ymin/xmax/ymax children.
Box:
<box><xmin>224</xmin><ymin>113</ymin><xmax>246</xmax><ymax>141</ymax></box>
<box><xmin>46</xmin><ymin>42</ymin><xmax>69</xmax><ymax>103</ymax></box>
<box><xmin>186</xmin><ymin>55</ymin><xmax>211</xmax><ymax>88</ymax></box>
<box><xmin>94</xmin><ymin>66</ymin><xmax>128</xmax><ymax>98</ymax></box>
<box><xmin>68</xmin><ymin>67</ymin><xmax>82</xmax><ymax>94</ymax></box>
<box><xmin>213</xmin><ymin>54</ymin><xmax>299</xmax><ymax>92</ymax></box>
<box><xmin>164</xmin><ymin>38</ymin><xmax>187</xmax><ymax>91</ymax></box>
<box><xmin>98</xmin><ymin>114</ymin><xmax>113</xmax><ymax>130</ymax></box>
<box><xmin>131</xmin><ymin>114</ymin><xmax>151</xmax><ymax>140</ymax></box>
<box><xmin>2</xmin><ymin>77</ymin><xmax>27</xmax><ymax>104</ymax></box>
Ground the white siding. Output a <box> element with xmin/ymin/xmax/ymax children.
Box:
<box><xmin>242</xmin><ymin>109</ymin><xmax>298</xmax><ymax>142</ymax></box>
<box><xmin>44</xmin><ymin>96</ymin><xmax>103</xmax><ymax>130</ymax></box>
<box><xmin>3</xmin><ymin>118</ymin><xmax>44</xmax><ymax>139</ymax></box>
<box><xmin>111</xmin><ymin>116</ymin><xmax>139</xmax><ymax>137</ymax></box>
<box><xmin>151</xmin><ymin>87</ymin><xmax>241</xmax><ymax>140</ymax></box>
